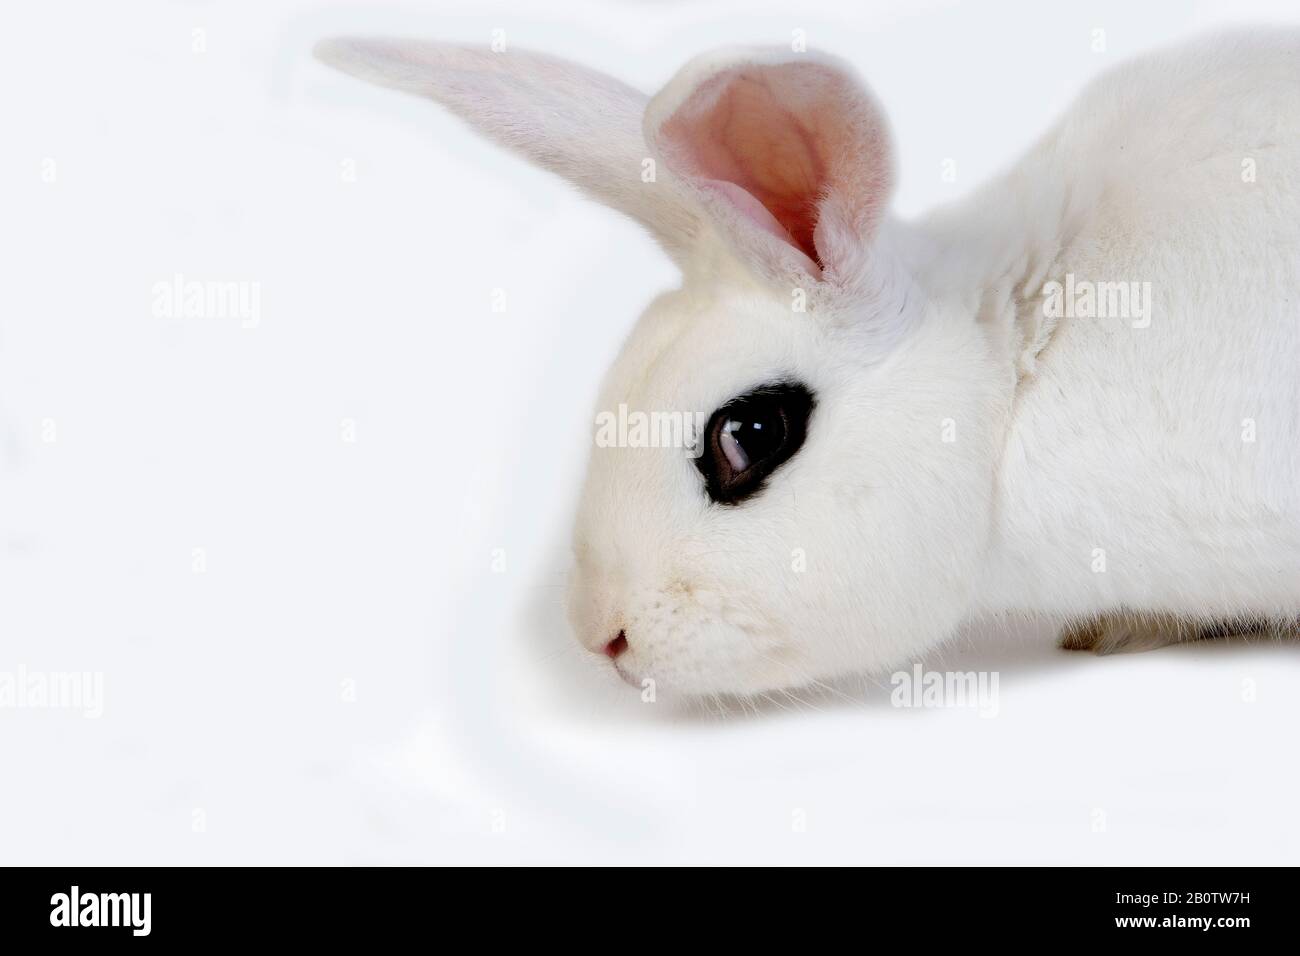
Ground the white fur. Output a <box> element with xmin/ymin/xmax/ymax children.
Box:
<box><xmin>316</xmin><ymin>31</ymin><xmax>1300</xmax><ymax>696</ymax></box>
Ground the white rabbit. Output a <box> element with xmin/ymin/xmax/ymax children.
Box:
<box><xmin>316</xmin><ymin>30</ymin><xmax>1300</xmax><ymax>695</ymax></box>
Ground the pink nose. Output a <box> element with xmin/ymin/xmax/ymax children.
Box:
<box><xmin>604</xmin><ymin>630</ymin><xmax>628</xmax><ymax>659</ymax></box>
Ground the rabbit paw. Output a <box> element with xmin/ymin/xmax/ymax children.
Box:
<box><xmin>1060</xmin><ymin>614</ymin><xmax>1294</xmax><ymax>655</ymax></box>
<box><xmin>1060</xmin><ymin>614</ymin><xmax>1204</xmax><ymax>655</ymax></box>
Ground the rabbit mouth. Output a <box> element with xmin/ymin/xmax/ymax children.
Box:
<box><xmin>609</xmin><ymin>615</ymin><xmax>807</xmax><ymax>696</ymax></box>
<box><xmin>569</xmin><ymin>565</ymin><xmax>806</xmax><ymax>694</ymax></box>
<box><xmin>610</xmin><ymin>658</ymin><xmax>641</xmax><ymax>689</ymax></box>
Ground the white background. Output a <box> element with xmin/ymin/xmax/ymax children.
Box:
<box><xmin>2</xmin><ymin>0</ymin><xmax>1297</xmax><ymax>865</ymax></box>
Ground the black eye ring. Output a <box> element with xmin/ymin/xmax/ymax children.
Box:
<box><xmin>694</xmin><ymin>382</ymin><xmax>815</xmax><ymax>505</ymax></box>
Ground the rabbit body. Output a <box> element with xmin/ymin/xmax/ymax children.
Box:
<box><xmin>318</xmin><ymin>29</ymin><xmax>1300</xmax><ymax>693</ymax></box>
<box><xmin>941</xmin><ymin>31</ymin><xmax>1300</xmax><ymax>625</ymax></box>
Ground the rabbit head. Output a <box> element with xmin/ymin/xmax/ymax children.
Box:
<box><xmin>316</xmin><ymin>40</ymin><xmax>1007</xmax><ymax>696</ymax></box>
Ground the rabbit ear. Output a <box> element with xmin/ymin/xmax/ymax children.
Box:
<box><xmin>646</xmin><ymin>48</ymin><xmax>894</xmax><ymax>290</ymax></box>
<box><xmin>314</xmin><ymin>38</ymin><xmax>699</xmax><ymax>256</ymax></box>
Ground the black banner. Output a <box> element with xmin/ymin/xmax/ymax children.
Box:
<box><xmin>0</xmin><ymin>867</ymin><xmax>1285</xmax><ymax>942</ymax></box>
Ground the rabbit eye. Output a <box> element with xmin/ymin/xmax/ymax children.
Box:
<box><xmin>696</xmin><ymin>383</ymin><xmax>815</xmax><ymax>505</ymax></box>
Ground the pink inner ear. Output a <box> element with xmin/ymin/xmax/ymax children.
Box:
<box><xmin>660</xmin><ymin>66</ymin><xmax>844</xmax><ymax>269</ymax></box>
<box><xmin>701</xmin><ymin>179</ymin><xmax>816</xmax><ymax>262</ymax></box>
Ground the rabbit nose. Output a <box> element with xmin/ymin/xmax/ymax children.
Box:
<box><xmin>604</xmin><ymin>630</ymin><xmax>629</xmax><ymax>659</ymax></box>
